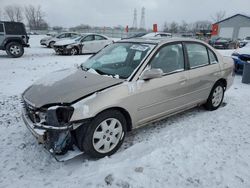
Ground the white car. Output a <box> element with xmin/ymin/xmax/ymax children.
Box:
<box><xmin>53</xmin><ymin>33</ymin><xmax>113</xmax><ymax>55</ymax></box>
<box><xmin>40</xmin><ymin>32</ymin><xmax>80</xmax><ymax>48</ymax></box>
<box><xmin>142</xmin><ymin>32</ymin><xmax>172</xmax><ymax>38</ymax></box>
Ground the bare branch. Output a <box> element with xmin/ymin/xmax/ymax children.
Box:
<box><xmin>211</xmin><ymin>11</ymin><xmax>226</xmax><ymax>23</ymax></box>
<box><xmin>25</xmin><ymin>5</ymin><xmax>48</xmax><ymax>30</ymax></box>
<box><xmin>4</xmin><ymin>5</ymin><xmax>23</xmax><ymax>22</ymax></box>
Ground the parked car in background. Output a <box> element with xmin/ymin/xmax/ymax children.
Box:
<box><xmin>40</xmin><ymin>32</ymin><xmax>80</xmax><ymax>48</ymax></box>
<box><xmin>142</xmin><ymin>32</ymin><xmax>172</xmax><ymax>38</ymax></box>
<box><xmin>0</xmin><ymin>21</ymin><xmax>30</xmax><ymax>58</ymax></box>
<box><xmin>232</xmin><ymin>43</ymin><xmax>250</xmax><ymax>73</ymax></box>
<box><xmin>122</xmin><ymin>32</ymin><xmax>148</xmax><ymax>39</ymax></box>
<box><xmin>22</xmin><ymin>37</ymin><xmax>234</xmax><ymax>160</ymax></box>
<box><xmin>209</xmin><ymin>36</ymin><xmax>237</xmax><ymax>49</ymax></box>
<box><xmin>240</xmin><ymin>36</ymin><xmax>250</xmax><ymax>47</ymax></box>
<box><xmin>53</xmin><ymin>33</ymin><xmax>113</xmax><ymax>55</ymax></box>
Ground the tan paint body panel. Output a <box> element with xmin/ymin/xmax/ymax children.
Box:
<box><xmin>71</xmin><ymin>38</ymin><xmax>235</xmax><ymax>129</ymax></box>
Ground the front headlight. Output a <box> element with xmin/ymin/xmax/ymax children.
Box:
<box><xmin>232</xmin><ymin>52</ymin><xmax>239</xmax><ymax>57</ymax></box>
<box><xmin>46</xmin><ymin>106</ymin><xmax>74</xmax><ymax>126</ymax></box>
<box><xmin>66</xmin><ymin>45</ymin><xmax>74</xmax><ymax>49</ymax></box>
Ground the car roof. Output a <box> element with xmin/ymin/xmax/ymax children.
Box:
<box><xmin>80</xmin><ymin>33</ymin><xmax>109</xmax><ymax>38</ymax></box>
<box><xmin>0</xmin><ymin>21</ymin><xmax>24</xmax><ymax>24</ymax></box>
<box><xmin>118</xmin><ymin>37</ymin><xmax>206</xmax><ymax>45</ymax></box>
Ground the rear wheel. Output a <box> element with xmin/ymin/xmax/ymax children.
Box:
<box><xmin>6</xmin><ymin>42</ymin><xmax>24</xmax><ymax>58</ymax></box>
<box><xmin>204</xmin><ymin>82</ymin><xmax>225</xmax><ymax>111</ymax></box>
<box><xmin>77</xmin><ymin>110</ymin><xmax>127</xmax><ymax>158</ymax></box>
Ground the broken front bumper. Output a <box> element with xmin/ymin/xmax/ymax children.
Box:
<box><xmin>22</xmin><ymin>108</ymin><xmax>46</xmax><ymax>143</ymax></box>
<box><xmin>22</xmin><ymin>109</ymin><xmax>84</xmax><ymax>161</ymax></box>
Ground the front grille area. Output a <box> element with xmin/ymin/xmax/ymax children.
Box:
<box><xmin>54</xmin><ymin>46</ymin><xmax>65</xmax><ymax>52</ymax></box>
<box><xmin>21</xmin><ymin>98</ymin><xmax>40</xmax><ymax>123</ymax></box>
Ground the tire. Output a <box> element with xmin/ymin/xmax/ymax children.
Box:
<box><xmin>204</xmin><ymin>82</ymin><xmax>225</xmax><ymax>111</ymax></box>
<box><xmin>70</xmin><ymin>47</ymin><xmax>78</xmax><ymax>55</ymax></box>
<box><xmin>77</xmin><ymin>110</ymin><xmax>127</xmax><ymax>158</ymax></box>
<box><xmin>6</xmin><ymin>42</ymin><xmax>24</xmax><ymax>58</ymax></box>
<box><xmin>48</xmin><ymin>41</ymin><xmax>55</xmax><ymax>48</ymax></box>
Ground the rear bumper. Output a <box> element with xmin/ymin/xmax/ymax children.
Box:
<box><xmin>23</xmin><ymin>44</ymin><xmax>30</xmax><ymax>48</ymax></box>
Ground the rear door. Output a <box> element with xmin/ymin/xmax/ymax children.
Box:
<box><xmin>0</xmin><ymin>23</ymin><xmax>4</xmax><ymax>47</ymax></box>
<box><xmin>184</xmin><ymin>42</ymin><xmax>221</xmax><ymax>102</ymax></box>
<box><xmin>81</xmin><ymin>35</ymin><xmax>95</xmax><ymax>53</ymax></box>
<box><xmin>92</xmin><ymin>35</ymin><xmax>109</xmax><ymax>52</ymax></box>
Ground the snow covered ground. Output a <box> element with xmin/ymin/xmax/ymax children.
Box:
<box><xmin>0</xmin><ymin>36</ymin><xmax>250</xmax><ymax>188</ymax></box>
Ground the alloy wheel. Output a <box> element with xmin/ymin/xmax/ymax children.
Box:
<box><xmin>212</xmin><ymin>85</ymin><xmax>224</xmax><ymax>107</ymax></box>
<box><xmin>92</xmin><ymin>118</ymin><xmax>123</xmax><ymax>154</ymax></box>
<box><xmin>10</xmin><ymin>45</ymin><xmax>21</xmax><ymax>55</ymax></box>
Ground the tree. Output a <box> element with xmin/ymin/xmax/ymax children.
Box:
<box><xmin>212</xmin><ymin>11</ymin><xmax>226</xmax><ymax>23</ymax></box>
<box><xmin>163</xmin><ymin>22</ymin><xmax>170</xmax><ymax>32</ymax></box>
<box><xmin>52</xmin><ymin>26</ymin><xmax>63</xmax><ymax>32</ymax></box>
<box><xmin>193</xmin><ymin>20</ymin><xmax>212</xmax><ymax>32</ymax></box>
<box><xmin>169</xmin><ymin>22</ymin><xmax>179</xmax><ymax>33</ymax></box>
<box><xmin>179</xmin><ymin>21</ymin><xmax>188</xmax><ymax>33</ymax></box>
<box><xmin>4</xmin><ymin>5</ymin><xmax>23</xmax><ymax>22</ymax></box>
<box><xmin>25</xmin><ymin>5</ymin><xmax>48</xmax><ymax>30</ymax></box>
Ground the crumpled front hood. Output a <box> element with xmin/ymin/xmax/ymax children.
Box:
<box><xmin>23</xmin><ymin>68</ymin><xmax>123</xmax><ymax>108</ymax></box>
<box><xmin>54</xmin><ymin>39</ymin><xmax>77</xmax><ymax>46</ymax></box>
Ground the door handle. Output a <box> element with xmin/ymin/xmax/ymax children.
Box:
<box><xmin>179</xmin><ymin>77</ymin><xmax>187</xmax><ymax>84</ymax></box>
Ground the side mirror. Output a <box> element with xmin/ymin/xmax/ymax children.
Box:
<box><xmin>140</xmin><ymin>68</ymin><xmax>163</xmax><ymax>80</ymax></box>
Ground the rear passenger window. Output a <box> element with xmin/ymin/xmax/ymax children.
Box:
<box><xmin>95</xmin><ymin>35</ymin><xmax>106</xmax><ymax>40</ymax></box>
<box><xmin>83</xmin><ymin>35</ymin><xmax>94</xmax><ymax>42</ymax></box>
<box><xmin>186</xmin><ymin>43</ymin><xmax>209</xmax><ymax>68</ymax></box>
<box><xmin>4</xmin><ymin>22</ymin><xmax>26</xmax><ymax>35</ymax></box>
<box><xmin>0</xmin><ymin>24</ymin><xmax>4</xmax><ymax>32</ymax></box>
<box><xmin>208</xmin><ymin>49</ymin><xmax>218</xmax><ymax>64</ymax></box>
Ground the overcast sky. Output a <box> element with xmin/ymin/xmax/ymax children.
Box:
<box><xmin>0</xmin><ymin>0</ymin><xmax>249</xmax><ymax>29</ymax></box>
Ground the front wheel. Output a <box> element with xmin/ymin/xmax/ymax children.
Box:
<box><xmin>204</xmin><ymin>82</ymin><xmax>225</xmax><ymax>111</ymax></box>
<box><xmin>70</xmin><ymin>47</ymin><xmax>78</xmax><ymax>55</ymax></box>
<box><xmin>77</xmin><ymin>110</ymin><xmax>127</xmax><ymax>158</ymax></box>
<box><xmin>48</xmin><ymin>41</ymin><xmax>55</xmax><ymax>48</ymax></box>
<box><xmin>6</xmin><ymin>42</ymin><xmax>24</xmax><ymax>58</ymax></box>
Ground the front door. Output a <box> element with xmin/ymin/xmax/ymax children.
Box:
<box><xmin>81</xmin><ymin>35</ymin><xmax>95</xmax><ymax>53</ymax></box>
<box><xmin>129</xmin><ymin>43</ymin><xmax>194</xmax><ymax>126</ymax></box>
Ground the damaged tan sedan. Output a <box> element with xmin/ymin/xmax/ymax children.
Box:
<box><xmin>21</xmin><ymin>38</ymin><xmax>234</xmax><ymax>160</ymax></box>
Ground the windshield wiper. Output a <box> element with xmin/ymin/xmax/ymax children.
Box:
<box><xmin>94</xmin><ymin>68</ymin><xmax>109</xmax><ymax>75</ymax></box>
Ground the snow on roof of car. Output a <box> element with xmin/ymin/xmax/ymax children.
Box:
<box><xmin>118</xmin><ymin>37</ymin><xmax>206</xmax><ymax>45</ymax></box>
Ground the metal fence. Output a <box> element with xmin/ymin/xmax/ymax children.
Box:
<box><xmin>29</xmin><ymin>28</ymin><xmax>149</xmax><ymax>38</ymax></box>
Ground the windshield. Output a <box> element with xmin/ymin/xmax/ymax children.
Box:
<box><xmin>81</xmin><ymin>42</ymin><xmax>155</xmax><ymax>79</ymax></box>
<box><xmin>76</xmin><ymin>35</ymin><xmax>87</xmax><ymax>41</ymax></box>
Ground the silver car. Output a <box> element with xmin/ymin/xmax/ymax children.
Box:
<box><xmin>22</xmin><ymin>38</ymin><xmax>234</xmax><ymax>159</ymax></box>
<box><xmin>53</xmin><ymin>34</ymin><xmax>113</xmax><ymax>55</ymax></box>
<box><xmin>40</xmin><ymin>32</ymin><xmax>80</xmax><ymax>48</ymax></box>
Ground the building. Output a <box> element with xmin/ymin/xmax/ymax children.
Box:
<box><xmin>212</xmin><ymin>14</ymin><xmax>250</xmax><ymax>40</ymax></box>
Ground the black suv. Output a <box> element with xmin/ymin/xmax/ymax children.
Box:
<box><xmin>0</xmin><ymin>21</ymin><xmax>30</xmax><ymax>58</ymax></box>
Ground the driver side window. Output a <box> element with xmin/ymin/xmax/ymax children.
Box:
<box><xmin>150</xmin><ymin>43</ymin><xmax>184</xmax><ymax>74</ymax></box>
<box><xmin>57</xmin><ymin>34</ymin><xmax>66</xmax><ymax>38</ymax></box>
<box><xmin>82</xmin><ymin>35</ymin><xmax>94</xmax><ymax>42</ymax></box>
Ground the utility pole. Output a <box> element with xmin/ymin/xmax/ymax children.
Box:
<box><xmin>132</xmin><ymin>8</ymin><xmax>137</xmax><ymax>29</ymax></box>
<box><xmin>140</xmin><ymin>7</ymin><xmax>146</xmax><ymax>29</ymax></box>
